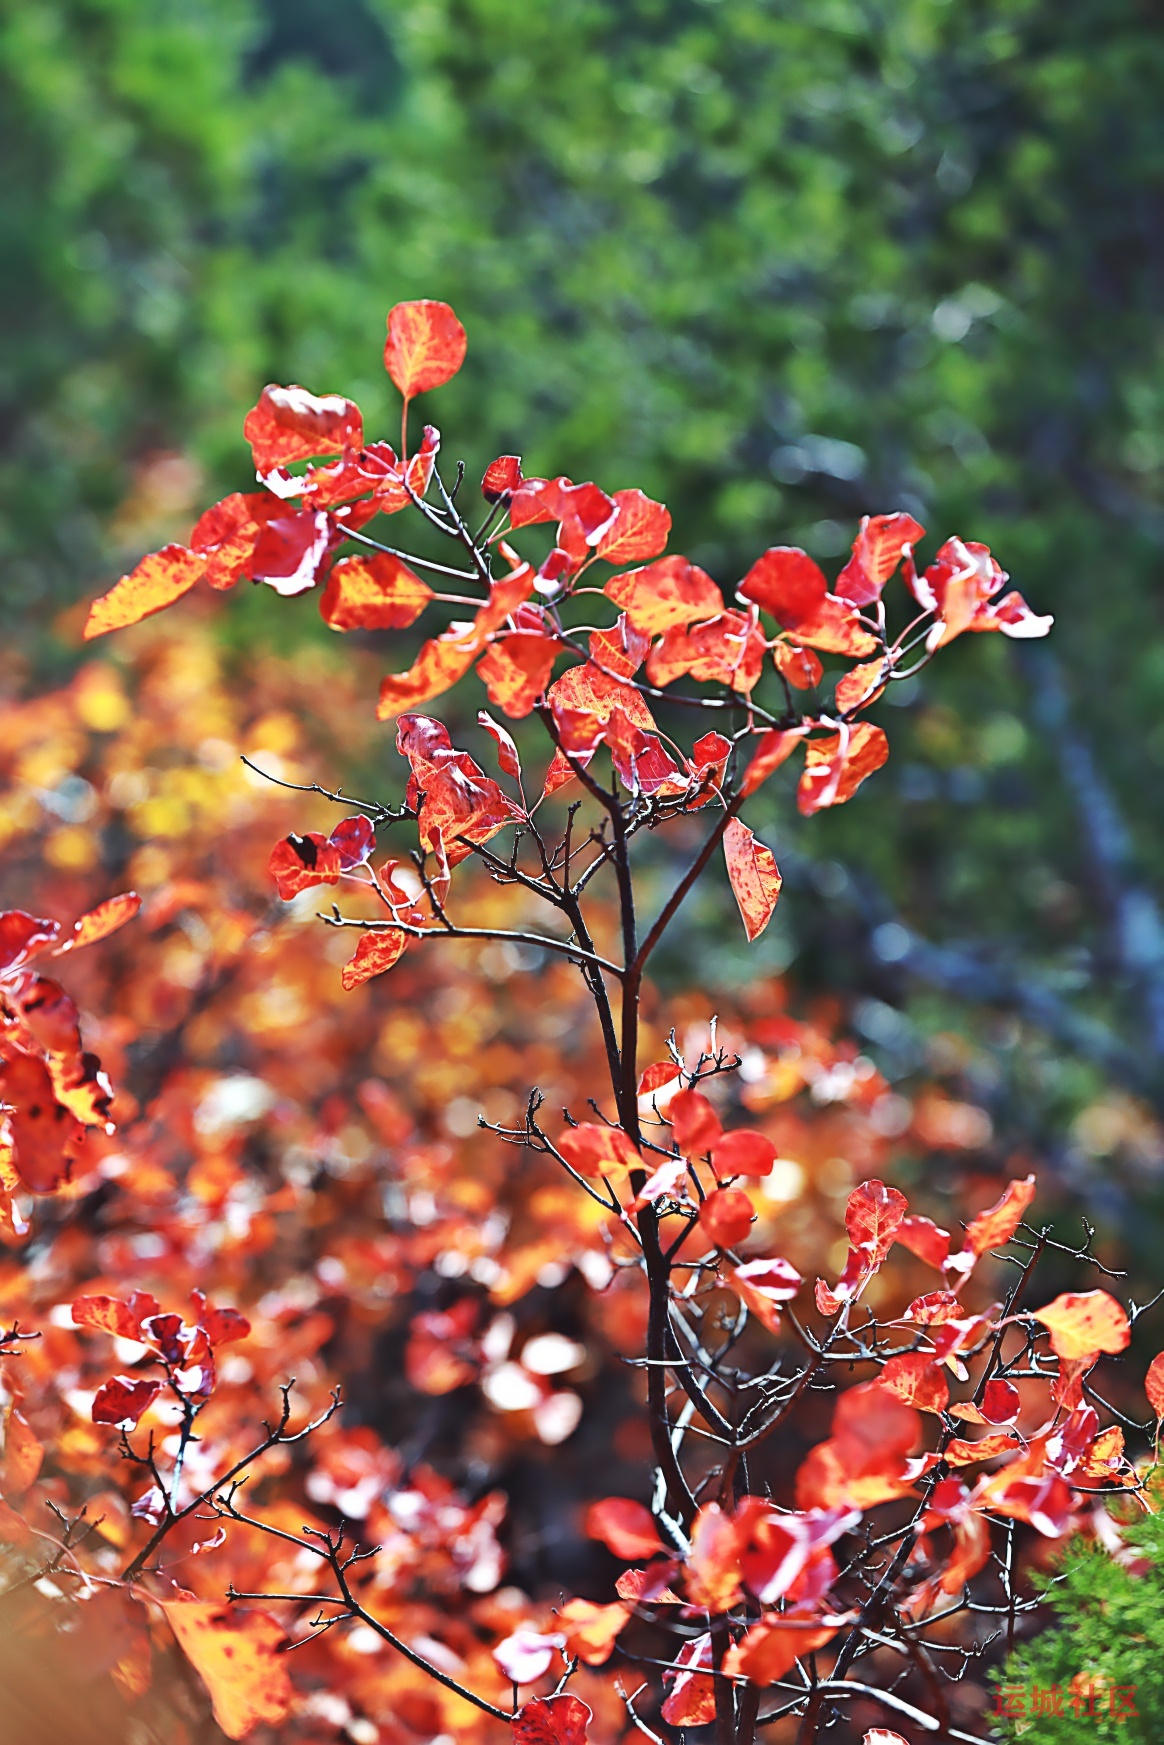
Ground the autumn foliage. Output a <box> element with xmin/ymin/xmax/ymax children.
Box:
<box><xmin>1</xmin><ymin>299</ymin><xmax>1159</xmax><ymax>1745</ymax></box>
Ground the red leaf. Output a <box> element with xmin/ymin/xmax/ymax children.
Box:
<box><xmin>243</xmin><ymin>384</ymin><xmax>362</xmax><ymax>472</ymax></box>
<box><xmin>834</xmin><ymin>658</ymin><xmax>889</xmax><ymax>715</ymax></box>
<box><xmin>556</xmin><ymin>1599</ymin><xmax>629</xmax><ymax>1666</ymax></box>
<box><xmin>796</xmin><ymin>1383</ymin><xmax>920</xmax><ymax>1510</ymax></box>
<box><xmin>723</xmin><ymin>819</ymin><xmax>781</xmax><ymax>942</ymax></box>
<box><xmin>894</xmin><ymin>1214</ymin><xmax>951</xmax><ymax>1270</ymax></box>
<box><xmin>319</xmin><ymin>553</ymin><xmax>433</xmax><ymax>631</ymax></box>
<box><xmin>84</xmin><ymin>545</ymin><xmax>206</xmax><ymax>638</ymax></box>
<box><xmin>738</xmin><ymin>547</ymin><xmax>827</xmax><ymax>626</ymax></box>
<box><xmin>728</xmin><ymin>1256</ymin><xmax>802</xmax><ymax>1334</ymax></box>
<box><xmin>477</xmin><ymin>629</ymin><xmax>560</xmax><ymax>718</ymax></box>
<box><xmin>645</xmin><ymin>609</ymin><xmax>765</xmax><ymax>693</ymax></box>
<box><xmin>595</xmin><ymin>490</ymin><xmax>672</xmax><ymax>565</ymax></box>
<box><xmin>1033</xmin><ymin>1291</ymin><xmax>1131</xmax><ymax>1362</ymax></box>
<box><xmin>962</xmin><ymin>1175</ymin><xmax>1036</xmax><ymax>1258</ymax></box>
<box><xmin>740</xmin><ymin>727</ymin><xmax>807</xmax><ymax>797</ymax></box>
<box><xmin>376</xmin><ymin>565</ymin><xmax>535</xmax><ymax>718</ymax></box>
<box><xmin>510</xmin><ymin>478</ymin><xmax>618</xmax><ymax>548</ymax></box>
<box><xmin>637</xmin><ymin>1061</ymin><xmax>682</xmax><ymax>1098</ymax></box>
<box><xmin>249</xmin><ymin>508</ymin><xmax>334</xmax><ymax>596</ymax></box>
<box><xmin>981</xmin><ymin>1378</ymin><xmax>1022</xmax><ymax>1423</ymax></box>
<box><xmin>0</xmin><ymin>911</ymin><xmax>60</xmax><ymax>972</ymax></box>
<box><xmin>605</xmin><ymin>553</ymin><xmax>723</xmax><ymax>634</ymax></box>
<box><xmin>162</xmin><ymin>1602</ymin><xmax>292</xmax><ymax>1741</ymax></box>
<box><xmin>197</xmin><ymin>1303</ymin><xmax>251</xmax><ymax>1348</ymax></box>
<box><xmin>478</xmin><ymin>710</ymin><xmax>523</xmax><ymax>781</ymax></box>
<box><xmin>341</xmin><ymin>929</ymin><xmax>409</xmax><ymax>989</ymax></box>
<box><xmin>328</xmin><ymin>815</ymin><xmax>375</xmax><ymax>869</ymax></box>
<box><xmin>267</xmin><ymin>833</ymin><xmax>342</xmax><ymax>901</ymax></box>
<box><xmin>190</xmin><ymin>491</ymin><xmax>283</xmax><ymax>589</ymax></box>
<box><xmin>700</xmin><ymin>1186</ymin><xmax>754</xmax><ymax>1250</ymax></box>
<box><xmin>661</xmin><ymin>1635</ymin><xmax>716</xmax><ymax>1727</ymax></box>
<box><xmin>92</xmin><ymin>1377</ymin><xmax>162</xmax><ymax>1427</ymax></box>
<box><xmin>1</xmin><ymin>1051</ymin><xmax>84</xmax><ymax>1192</ymax></box>
<box><xmin>724</xmin><ymin>1615</ymin><xmax>845</xmax><ymax>1685</ymax></box>
<box><xmin>589</xmin><ymin>614</ymin><xmax>650</xmax><ymax>681</ymax></box>
<box><xmin>584</xmin><ymin>1496</ymin><xmax>664</xmax><ymax>1559</ymax></box>
<box><xmin>711</xmin><ymin>1129</ymin><xmax>777</xmax><ymax>1178</ymax></box>
<box><xmin>384</xmin><ymin>300</ymin><xmax>467</xmax><ymax>399</ymax></box>
<box><xmin>512</xmin><ymin>1694</ymin><xmax>592</xmax><ymax>1745</ymax></box>
<box><xmin>1146</xmin><ymin>1352</ymin><xmax>1164</xmax><ymax>1421</ymax></box>
<box><xmin>53</xmin><ymin>892</ymin><xmax>141</xmax><ymax>956</ymax></box>
<box><xmin>798</xmin><ymin>723</ymin><xmax>889</xmax><ymax>815</ymax></box>
<box><xmin>482</xmin><ymin>454</ymin><xmax>523</xmax><ymax>503</ymax></box>
<box><xmin>668</xmin><ymin>1089</ymin><xmax>722</xmax><ymax>1157</ymax></box>
<box><xmin>685</xmin><ymin>1502</ymin><xmax>744</xmax><ymax>1611</ymax></box>
<box><xmin>834</xmin><ymin>512</ymin><xmax>925</xmax><ymax>606</ymax></box>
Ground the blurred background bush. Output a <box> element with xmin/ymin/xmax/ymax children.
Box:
<box><xmin>3</xmin><ymin>0</ymin><xmax>1163</xmax><ymax>1243</ymax></box>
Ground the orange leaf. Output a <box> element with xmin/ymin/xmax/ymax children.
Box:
<box><xmin>963</xmin><ymin>1175</ymin><xmax>1036</xmax><ymax>1258</ymax></box>
<box><xmin>685</xmin><ymin>1502</ymin><xmax>743</xmax><ymax>1611</ymax></box>
<box><xmin>1145</xmin><ymin>1352</ymin><xmax>1164</xmax><ymax>1421</ymax></box>
<box><xmin>53</xmin><ymin>892</ymin><xmax>141</xmax><ymax>956</ymax></box>
<box><xmin>724</xmin><ymin>1616</ymin><xmax>843</xmax><ymax>1685</ymax></box>
<box><xmin>376</xmin><ymin>630</ymin><xmax>480</xmax><ymax>717</ymax></box>
<box><xmin>84</xmin><ymin>545</ymin><xmax>206</xmax><ymax>639</ymax></box>
<box><xmin>699</xmin><ymin>1186</ymin><xmax>754</xmax><ymax>1250</ymax></box>
<box><xmin>2</xmin><ymin>1404</ymin><xmax>43</xmax><ymax>1495</ymax></box>
<box><xmin>556</xmin><ymin>1598</ymin><xmax>629</xmax><ymax>1666</ymax></box>
<box><xmin>341</xmin><ymin>930</ymin><xmax>409</xmax><ymax>989</ymax></box>
<box><xmin>723</xmin><ymin>819</ymin><xmax>781</xmax><ymax>942</ymax></box>
<box><xmin>646</xmin><ymin>610</ymin><xmax>765</xmax><ymax>693</ymax></box>
<box><xmin>162</xmin><ymin>1602</ymin><xmax>292</xmax><ymax>1740</ymax></box>
<box><xmin>384</xmin><ymin>300</ymin><xmax>467</xmax><ymax>399</ymax></box>
<box><xmin>584</xmin><ymin>1496</ymin><xmax>664</xmax><ymax>1559</ymax></box>
<box><xmin>319</xmin><ymin>553</ymin><xmax>433</xmax><ymax>631</ymax></box>
<box><xmin>556</xmin><ymin>1122</ymin><xmax>639</xmax><ymax>1181</ymax></box>
<box><xmin>773</xmin><ymin>641</ymin><xmax>823</xmax><ymax>690</ymax></box>
<box><xmin>595</xmin><ymin>489</ymin><xmax>672</xmax><ymax>565</ymax></box>
<box><xmin>605</xmin><ymin>553</ymin><xmax>723</xmax><ymax>634</ymax></box>
<box><xmin>512</xmin><ymin>1694</ymin><xmax>592</xmax><ymax>1745</ymax></box>
<box><xmin>877</xmin><ymin>1353</ymin><xmax>949</xmax><ymax>1414</ymax></box>
<box><xmin>944</xmin><ymin>1431</ymin><xmax>1023</xmax><ymax>1466</ymax></box>
<box><xmin>1033</xmin><ymin>1290</ymin><xmax>1131</xmax><ymax>1362</ymax></box>
<box><xmin>477</xmin><ymin>631</ymin><xmax>560</xmax><ymax>718</ymax></box>
<box><xmin>798</xmin><ymin>723</ymin><xmax>889</xmax><ymax>815</ymax></box>
<box><xmin>834</xmin><ymin>659</ymin><xmax>888</xmax><ymax>714</ymax></box>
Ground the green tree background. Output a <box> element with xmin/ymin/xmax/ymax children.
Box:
<box><xmin>4</xmin><ymin>0</ymin><xmax>1164</xmax><ymax>1208</ymax></box>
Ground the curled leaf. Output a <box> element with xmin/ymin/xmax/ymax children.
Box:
<box><xmin>723</xmin><ymin>818</ymin><xmax>781</xmax><ymax>942</ymax></box>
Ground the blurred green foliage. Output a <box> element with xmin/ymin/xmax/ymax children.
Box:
<box><xmin>3</xmin><ymin>0</ymin><xmax>1164</xmax><ymax>1136</ymax></box>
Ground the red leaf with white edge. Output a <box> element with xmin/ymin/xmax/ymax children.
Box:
<box><xmin>728</xmin><ymin>1257</ymin><xmax>802</xmax><ymax>1334</ymax></box>
<box><xmin>595</xmin><ymin>490</ymin><xmax>672</xmax><ymax>565</ymax></box>
<box><xmin>482</xmin><ymin>454</ymin><xmax>523</xmax><ymax>503</ymax></box>
<box><xmin>894</xmin><ymin>1214</ymin><xmax>951</xmax><ymax>1270</ymax></box>
<box><xmin>863</xmin><ymin>1731</ymin><xmax>910</xmax><ymax>1745</ymax></box>
<box><xmin>962</xmin><ymin>1174</ymin><xmax>1036</xmax><ymax>1258</ymax></box>
<box><xmin>319</xmin><ymin>553</ymin><xmax>433</xmax><ymax>631</ymax></box>
<box><xmin>661</xmin><ymin>1635</ymin><xmax>716</xmax><ymax>1727</ymax></box>
<box><xmin>478</xmin><ymin>710</ymin><xmax>522</xmax><ymax>781</ymax></box>
<box><xmin>249</xmin><ymin>508</ymin><xmax>333</xmax><ymax>597</ymax></box>
<box><xmin>787</xmin><ymin>594</ymin><xmax>879</xmax><ymax>657</ymax></box>
<box><xmin>605</xmin><ymin>553</ymin><xmax>723</xmax><ymax>634</ymax></box>
<box><xmin>798</xmin><ymin>723</ymin><xmax>889</xmax><ymax>815</ymax></box>
<box><xmin>510</xmin><ymin>478</ymin><xmax>618</xmax><ymax>549</ymax></box>
<box><xmin>741</xmin><ymin>726</ymin><xmax>808</xmax><ymax>797</ymax></box>
<box><xmin>846</xmin><ymin>1180</ymin><xmax>908</xmax><ymax>1268</ymax></box>
<box><xmin>0</xmin><ymin>911</ymin><xmax>60</xmax><ymax>972</ymax></box>
<box><xmin>384</xmin><ymin>300</ymin><xmax>467</xmax><ymax>399</ymax></box>
<box><xmin>834</xmin><ymin>658</ymin><xmax>889</xmax><ymax>715</ymax></box>
<box><xmin>903</xmin><ymin>1290</ymin><xmax>963</xmax><ymax>1325</ymax></box>
<box><xmin>584</xmin><ymin>1496</ymin><xmax>664</xmax><ymax>1559</ymax></box>
<box><xmin>556</xmin><ymin>1123</ymin><xmax>640</xmax><ymax>1180</ymax></box>
<box><xmin>54</xmin><ymin>893</ymin><xmax>141</xmax><ymax>956</ymax></box>
<box><xmin>190</xmin><ymin>490</ymin><xmax>283</xmax><ymax>589</ymax></box>
<box><xmin>546</xmin><ymin>661</ymin><xmax>657</xmax><ymax>732</ymax></box>
<box><xmin>84</xmin><ymin>545</ymin><xmax>206</xmax><ymax>639</ymax></box>
<box><xmin>512</xmin><ymin>1694</ymin><xmax>591</xmax><ymax>1745</ymax></box>
<box><xmin>668</xmin><ymin>1088</ymin><xmax>722</xmax><ymax>1157</ymax></box>
<box><xmin>711</xmin><ymin>1129</ymin><xmax>777</xmax><ymax>1178</ymax></box>
<box><xmin>162</xmin><ymin>1602</ymin><xmax>292</xmax><ymax>1741</ymax></box>
<box><xmin>1033</xmin><ymin>1291</ymin><xmax>1131</xmax><ymax>1362</ymax></box>
<box><xmin>834</xmin><ymin>512</ymin><xmax>925</xmax><ymax>606</ymax></box>
<box><xmin>723</xmin><ymin>818</ymin><xmax>781</xmax><ymax>942</ymax></box>
<box><xmin>637</xmin><ymin>1061</ymin><xmax>682</xmax><ymax>1098</ymax></box>
<box><xmin>341</xmin><ymin>930</ymin><xmax>409</xmax><ymax>990</ymax></box>
<box><xmin>267</xmin><ymin>833</ymin><xmax>342</xmax><ymax>900</ymax></box>
<box><xmin>92</xmin><ymin>1377</ymin><xmax>162</xmax><ymax>1427</ymax></box>
<box><xmin>1145</xmin><ymin>1352</ymin><xmax>1164</xmax><ymax>1421</ymax></box>
<box><xmin>700</xmin><ymin>1186</ymin><xmax>754</xmax><ymax>1250</ymax></box>
<box><xmin>738</xmin><ymin>547</ymin><xmax>827</xmax><ymax>627</ymax></box>
<box><xmin>589</xmin><ymin>613</ymin><xmax>650</xmax><ymax>681</ymax></box>
<box><xmin>243</xmin><ymin>384</ymin><xmax>362</xmax><ymax>471</ymax></box>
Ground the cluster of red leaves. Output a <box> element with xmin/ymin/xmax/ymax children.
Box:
<box><xmin>2</xmin><ymin>631</ymin><xmax>1004</xmax><ymax>1743</ymax></box>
